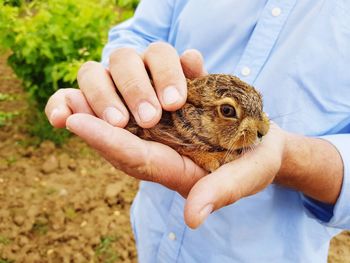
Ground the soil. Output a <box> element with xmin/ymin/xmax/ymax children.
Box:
<box><xmin>0</xmin><ymin>54</ymin><xmax>349</xmax><ymax>262</ymax></box>
<box><xmin>0</xmin><ymin>54</ymin><xmax>138</xmax><ymax>263</ymax></box>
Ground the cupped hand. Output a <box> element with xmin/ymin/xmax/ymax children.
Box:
<box><xmin>66</xmin><ymin>114</ymin><xmax>286</xmax><ymax>229</ymax></box>
<box><xmin>45</xmin><ymin>43</ymin><xmax>288</xmax><ymax>229</ymax></box>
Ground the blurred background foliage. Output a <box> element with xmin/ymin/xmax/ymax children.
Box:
<box><xmin>0</xmin><ymin>0</ymin><xmax>139</xmax><ymax>144</ymax></box>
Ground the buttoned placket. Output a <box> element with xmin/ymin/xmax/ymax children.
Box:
<box><xmin>234</xmin><ymin>0</ymin><xmax>297</xmax><ymax>85</ymax></box>
<box><xmin>156</xmin><ymin>195</ymin><xmax>187</xmax><ymax>263</ymax></box>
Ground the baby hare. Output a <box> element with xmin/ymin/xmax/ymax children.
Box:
<box><xmin>126</xmin><ymin>74</ymin><xmax>270</xmax><ymax>172</ymax></box>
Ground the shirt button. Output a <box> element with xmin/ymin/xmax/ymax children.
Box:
<box><xmin>271</xmin><ymin>7</ymin><xmax>282</xmax><ymax>17</ymax></box>
<box><xmin>168</xmin><ymin>232</ymin><xmax>176</xmax><ymax>241</ymax></box>
<box><xmin>241</xmin><ymin>66</ymin><xmax>251</xmax><ymax>77</ymax></box>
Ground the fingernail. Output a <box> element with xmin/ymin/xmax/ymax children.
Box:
<box><xmin>163</xmin><ymin>86</ymin><xmax>181</xmax><ymax>105</ymax></box>
<box><xmin>49</xmin><ymin>108</ymin><xmax>59</xmax><ymax>125</ymax></box>
<box><xmin>199</xmin><ymin>203</ymin><xmax>214</xmax><ymax>225</ymax></box>
<box><xmin>182</xmin><ymin>49</ymin><xmax>200</xmax><ymax>56</ymax></box>
<box><xmin>138</xmin><ymin>102</ymin><xmax>157</xmax><ymax>123</ymax></box>
<box><xmin>103</xmin><ymin>107</ymin><xmax>124</xmax><ymax>126</ymax></box>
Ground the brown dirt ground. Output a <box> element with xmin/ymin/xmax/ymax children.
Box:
<box><xmin>0</xmin><ymin>54</ymin><xmax>349</xmax><ymax>262</ymax></box>
<box><xmin>0</xmin><ymin>54</ymin><xmax>138</xmax><ymax>262</ymax></box>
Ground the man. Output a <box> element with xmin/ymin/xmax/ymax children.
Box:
<box><xmin>45</xmin><ymin>1</ymin><xmax>350</xmax><ymax>262</ymax></box>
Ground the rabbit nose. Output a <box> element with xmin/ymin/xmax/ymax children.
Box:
<box><xmin>257</xmin><ymin>131</ymin><xmax>263</xmax><ymax>139</ymax></box>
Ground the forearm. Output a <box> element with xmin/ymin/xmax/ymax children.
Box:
<box><xmin>275</xmin><ymin>133</ymin><xmax>344</xmax><ymax>204</ymax></box>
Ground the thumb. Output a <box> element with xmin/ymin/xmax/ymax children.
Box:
<box><xmin>184</xmin><ymin>124</ymin><xmax>285</xmax><ymax>229</ymax></box>
<box><xmin>180</xmin><ymin>49</ymin><xmax>208</xmax><ymax>79</ymax></box>
<box><xmin>184</xmin><ymin>151</ymin><xmax>280</xmax><ymax>229</ymax></box>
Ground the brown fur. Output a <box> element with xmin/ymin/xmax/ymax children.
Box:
<box><xmin>125</xmin><ymin>74</ymin><xmax>270</xmax><ymax>172</ymax></box>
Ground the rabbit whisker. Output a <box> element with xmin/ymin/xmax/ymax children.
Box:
<box><xmin>222</xmin><ymin>138</ymin><xmax>236</xmax><ymax>164</ymax></box>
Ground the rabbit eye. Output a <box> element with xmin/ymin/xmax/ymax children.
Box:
<box><xmin>220</xmin><ymin>104</ymin><xmax>237</xmax><ymax>118</ymax></box>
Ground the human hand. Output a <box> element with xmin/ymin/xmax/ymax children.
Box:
<box><xmin>66</xmin><ymin>115</ymin><xmax>285</xmax><ymax>228</ymax></box>
<box><xmin>45</xmin><ymin>43</ymin><xmax>287</xmax><ymax>229</ymax></box>
<box><xmin>45</xmin><ymin>43</ymin><xmax>207</xmax><ymax>129</ymax></box>
<box><xmin>51</xmin><ymin>110</ymin><xmax>286</xmax><ymax>230</ymax></box>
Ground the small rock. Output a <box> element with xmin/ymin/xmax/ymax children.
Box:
<box><xmin>59</xmin><ymin>188</ymin><xmax>68</xmax><ymax>197</ymax></box>
<box><xmin>20</xmin><ymin>146</ymin><xmax>34</xmax><ymax>157</ymax></box>
<box><xmin>40</xmin><ymin>140</ymin><xmax>56</xmax><ymax>154</ymax></box>
<box><xmin>68</xmin><ymin>159</ymin><xmax>77</xmax><ymax>170</ymax></box>
<box><xmin>113</xmin><ymin>210</ymin><xmax>121</xmax><ymax>216</ymax></box>
<box><xmin>52</xmin><ymin>224</ymin><xmax>61</xmax><ymax>231</ymax></box>
<box><xmin>80</xmin><ymin>168</ymin><xmax>87</xmax><ymax>176</ymax></box>
<box><xmin>18</xmin><ymin>236</ymin><xmax>29</xmax><ymax>247</ymax></box>
<box><xmin>13</xmin><ymin>215</ymin><xmax>25</xmax><ymax>226</ymax></box>
<box><xmin>11</xmin><ymin>244</ymin><xmax>20</xmax><ymax>252</ymax></box>
<box><xmin>109</xmin><ymin>222</ymin><xmax>117</xmax><ymax>230</ymax></box>
<box><xmin>73</xmin><ymin>253</ymin><xmax>86</xmax><ymax>262</ymax></box>
<box><xmin>41</xmin><ymin>155</ymin><xmax>59</xmax><ymax>174</ymax></box>
<box><xmin>47</xmin><ymin>249</ymin><xmax>54</xmax><ymax>256</ymax></box>
<box><xmin>105</xmin><ymin>183</ymin><xmax>122</xmax><ymax>205</ymax></box>
<box><xmin>0</xmin><ymin>178</ymin><xmax>4</xmax><ymax>183</ymax></box>
<box><xmin>58</xmin><ymin>153</ymin><xmax>70</xmax><ymax>169</ymax></box>
<box><xmin>80</xmin><ymin>221</ymin><xmax>87</xmax><ymax>228</ymax></box>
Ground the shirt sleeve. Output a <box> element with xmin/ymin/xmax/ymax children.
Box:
<box><xmin>101</xmin><ymin>0</ymin><xmax>176</xmax><ymax>67</ymax></box>
<box><xmin>301</xmin><ymin>134</ymin><xmax>350</xmax><ymax>229</ymax></box>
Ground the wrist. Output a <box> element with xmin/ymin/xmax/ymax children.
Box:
<box><xmin>274</xmin><ymin>131</ymin><xmax>305</xmax><ymax>184</ymax></box>
<box><xmin>274</xmin><ymin>131</ymin><xmax>343</xmax><ymax>204</ymax></box>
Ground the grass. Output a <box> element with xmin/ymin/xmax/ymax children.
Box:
<box><xmin>32</xmin><ymin>220</ymin><xmax>49</xmax><ymax>235</ymax></box>
<box><xmin>0</xmin><ymin>111</ymin><xmax>19</xmax><ymax>127</ymax></box>
<box><xmin>0</xmin><ymin>235</ymin><xmax>11</xmax><ymax>245</ymax></box>
<box><xmin>64</xmin><ymin>207</ymin><xmax>77</xmax><ymax>220</ymax></box>
<box><xmin>94</xmin><ymin>236</ymin><xmax>120</xmax><ymax>263</ymax></box>
<box><xmin>0</xmin><ymin>93</ymin><xmax>15</xmax><ymax>101</ymax></box>
<box><xmin>6</xmin><ymin>156</ymin><xmax>17</xmax><ymax>165</ymax></box>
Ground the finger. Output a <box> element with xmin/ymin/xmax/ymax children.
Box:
<box><xmin>184</xmin><ymin>125</ymin><xmax>284</xmax><ymax>229</ymax></box>
<box><xmin>77</xmin><ymin>61</ymin><xmax>130</xmax><ymax>127</ymax></box>
<box><xmin>144</xmin><ymin>42</ymin><xmax>187</xmax><ymax>111</ymax></box>
<box><xmin>109</xmin><ymin>48</ymin><xmax>162</xmax><ymax>128</ymax></box>
<box><xmin>180</xmin><ymin>49</ymin><xmax>208</xmax><ymax>79</ymax></box>
<box><xmin>45</xmin><ymin>88</ymin><xmax>94</xmax><ymax>128</ymax></box>
<box><xmin>66</xmin><ymin>113</ymin><xmax>206</xmax><ymax>195</ymax></box>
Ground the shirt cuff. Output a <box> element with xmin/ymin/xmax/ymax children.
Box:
<box><xmin>302</xmin><ymin>134</ymin><xmax>350</xmax><ymax>229</ymax></box>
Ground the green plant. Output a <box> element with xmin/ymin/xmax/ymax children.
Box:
<box><xmin>3</xmin><ymin>0</ymin><xmax>23</xmax><ymax>7</ymax></box>
<box><xmin>0</xmin><ymin>0</ymin><xmax>140</xmax><ymax>143</ymax></box>
<box><xmin>64</xmin><ymin>207</ymin><xmax>77</xmax><ymax>220</ymax></box>
<box><xmin>95</xmin><ymin>236</ymin><xmax>119</xmax><ymax>263</ymax></box>
<box><xmin>0</xmin><ymin>235</ymin><xmax>11</xmax><ymax>245</ymax></box>
<box><xmin>32</xmin><ymin>218</ymin><xmax>49</xmax><ymax>235</ymax></box>
<box><xmin>2</xmin><ymin>0</ymin><xmax>118</xmax><ymax>109</ymax></box>
<box><xmin>0</xmin><ymin>111</ymin><xmax>19</xmax><ymax>127</ymax></box>
<box><xmin>116</xmin><ymin>0</ymin><xmax>139</xmax><ymax>9</ymax></box>
<box><xmin>26</xmin><ymin>111</ymin><xmax>70</xmax><ymax>145</ymax></box>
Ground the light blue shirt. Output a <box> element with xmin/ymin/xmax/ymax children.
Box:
<box><xmin>102</xmin><ymin>1</ymin><xmax>350</xmax><ymax>262</ymax></box>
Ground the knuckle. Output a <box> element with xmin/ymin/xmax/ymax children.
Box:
<box><xmin>155</xmin><ymin>67</ymin><xmax>184</xmax><ymax>87</ymax></box>
<box><xmin>119</xmin><ymin>77</ymin><xmax>146</xmax><ymax>95</ymax></box>
<box><xmin>145</xmin><ymin>42</ymin><xmax>175</xmax><ymax>57</ymax></box>
<box><xmin>54</xmin><ymin>88</ymin><xmax>71</xmax><ymax>98</ymax></box>
<box><xmin>77</xmin><ymin>61</ymin><xmax>101</xmax><ymax>84</ymax></box>
<box><xmin>65</xmin><ymin>88</ymin><xmax>82</xmax><ymax>101</ymax></box>
<box><xmin>109</xmin><ymin>47</ymin><xmax>137</xmax><ymax>65</ymax></box>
